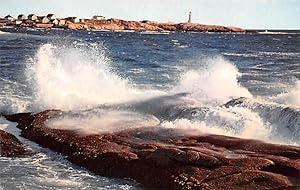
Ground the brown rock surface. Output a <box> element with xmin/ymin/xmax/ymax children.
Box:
<box><xmin>35</xmin><ymin>23</ymin><xmax>53</xmax><ymax>29</ymax></box>
<box><xmin>2</xmin><ymin>16</ymin><xmax>245</xmax><ymax>33</ymax></box>
<box><xmin>175</xmin><ymin>23</ymin><xmax>245</xmax><ymax>33</ymax></box>
<box><xmin>4</xmin><ymin>110</ymin><xmax>299</xmax><ymax>189</ymax></box>
<box><xmin>226</xmin><ymin>26</ymin><xmax>246</xmax><ymax>32</ymax></box>
<box><xmin>56</xmin><ymin>18</ymin><xmax>245</xmax><ymax>33</ymax></box>
<box><xmin>0</xmin><ymin>129</ymin><xmax>31</xmax><ymax>157</ymax></box>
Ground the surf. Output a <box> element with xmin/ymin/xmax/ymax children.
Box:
<box><xmin>0</xmin><ymin>41</ymin><xmax>296</xmax><ymax>146</ymax></box>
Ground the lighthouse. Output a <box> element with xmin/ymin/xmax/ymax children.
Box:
<box><xmin>188</xmin><ymin>11</ymin><xmax>192</xmax><ymax>23</ymax></box>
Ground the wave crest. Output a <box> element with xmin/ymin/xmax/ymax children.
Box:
<box><xmin>174</xmin><ymin>57</ymin><xmax>252</xmax><ymax>104</ymax></box>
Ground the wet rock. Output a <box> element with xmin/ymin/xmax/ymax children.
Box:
<box><xmin>0</xmin><ymin>129</ymin><xmax>31</xmax><ymax>157</ymax></box>
<box><xmin>4</xmin><ymin>110</ymin><xmax>300</xmax><ymax>189</ymax></box>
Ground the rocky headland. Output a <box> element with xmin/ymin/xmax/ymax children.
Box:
<box><xmin>0</xmin><ymin>14</ymin><xmax>245</xmax><ymax>33</ymax></box>
<box><xmin>2</xmin><ymin>110</ymin><xmax>300</xmax><ymax>189</ymax></box>
<box><xmin>62</xmin><ymin>19</ymin><xmax>245</xmax><ymax>33</ymax></box>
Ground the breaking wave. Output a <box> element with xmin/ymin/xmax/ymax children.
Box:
<box><xmin>25</xmin><ymin>43</ymin><xmax>251</xmax><ymax>111</ymax></box>
<box><xmin>271</xmin><ymin>80</ymin><xmax>300</xmax><ymax>108</ymax></box>
<box><xmin>2</xmin><ymin>42</ymin><xmax>294</xmax><ymax>146</ymax></box>
<box><xmin>173</xmin><ymin>57</ymin><xmax>252</xmax><ymax>104</ymax></box>
<box><xmin>225</xmin><ymin>97</ymin><xmax>300</xmax><ymax>145</ymax></box>
<box><xmin>25</xmin><ymin>43</ymin><xmax>163</xmax><ymax>111</ymax></box>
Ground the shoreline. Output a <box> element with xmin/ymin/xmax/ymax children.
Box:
<box><xmin>0</xmin><ymin>17</ymin><xmax>246</xmax><ymax>33</ymax></box>
<box><xmin>2</xmin><ymin>110</ymin><xmax>300</xmax><ymax>189</ymax></box>
<box><xmin>0</xmin><ymin>26</ymin><xmax>245</xmax><ymax>34</ymax></box>
<box><xmin>1</xmin><ymin>25</ymin><xmax>299</xmax><ymax>35</ymax></box>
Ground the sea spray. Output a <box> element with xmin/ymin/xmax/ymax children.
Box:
<box><xmin>160</xmin><ymin>106</ymin><xmax>274</xmax><ymax>141</ymax></box>
<box><xmin>173</xmin><ymin>57</ymin><xmax>252</xmax><ymax>105</ymax></box>
<box><xmin>0</xmin><ymin>78</ymin><xmax>31</xmax><ymax>113</ymax></box>
<box><xmin>46</xmin><ymin>110</ymin><xmax>160</xmax><ymax>135</ymax></box>
<box><xmin>26</xmin><ymin>43</ymin><xmax>164</xmax><ymax>111</ymax></box>
<box><xmin>271</xmin><ymin>80</ymin><xmax>300</xmax><ymax>108</ymax></box>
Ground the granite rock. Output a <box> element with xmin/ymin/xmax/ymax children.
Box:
<box><xmin>4</xmin><ymin>110</ymin><xmax>299</xmax><ymax>189</ymax></box>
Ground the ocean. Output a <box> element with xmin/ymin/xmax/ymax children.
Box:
<box><xmin>0</xmin><ymin>27</ymin><xmax>300</xmax><ymax>189</ymax></box>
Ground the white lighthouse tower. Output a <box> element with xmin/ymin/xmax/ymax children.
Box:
<box><xmin>188</xmin><ymin>11</ymin><xmax>192</xmax><ymax>23</ymax></box>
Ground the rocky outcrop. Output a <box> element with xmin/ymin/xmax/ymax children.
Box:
<box><xmin>6</xmin><ymin>18</ymin><xmax>244</xmax><ymax>33</ymax></box>
<box><xmin>1</xmin><ymin>15</ymin><xmax>246</xmax><ymax>32</ymax></box>
<box><xmin>66</xmin><ymin>19</ymin><xmax>245</xmax><ymax>32</ymax></box>
<box><xmin>226</xmin><ymin>26</ymin><xmax>246</xmax><ymax>32</ymax></box>
<box><xmin>176</xmin><ymin>23</ymin><xmax>228</xmax><ymax>32</ymax></box>
<box><xmin>0</xmin><ymin>129</ymin><xmax>31</xmax><ymax>157</ymax></box>
<box><xmin>4</xmin><ymin>110</ymin><xmax>299</xmax><ymax>189</ymax></box>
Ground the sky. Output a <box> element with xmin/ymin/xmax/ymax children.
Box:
<box><xmin>0</xmin><ymin>0</ymin><xmax>299</xmax><ymax>29</ymax></box>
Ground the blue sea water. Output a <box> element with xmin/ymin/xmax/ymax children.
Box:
<box><xmin>0</xmin><ymin>28</ymin><xmax>300</xmax><ymax>189</ymax></box>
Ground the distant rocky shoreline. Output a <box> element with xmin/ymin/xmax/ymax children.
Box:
<box><xmin>0</xmin><ymin>14</ymin><xmax>245</xmax><ymax>33</ymax></box>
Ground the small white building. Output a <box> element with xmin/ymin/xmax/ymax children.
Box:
<box><xmin>37</xmin><ymin>16</ymin><xmax>50</xmax><ymax>24</ymax></box>
<box><xmin>12</xmin><ymin>20</ymin><xmax>22</xmax><ymax>25</ymax></box>
<box><xmin>51</xmin><ymin>19</ymin><xmax>59</xmax><ymax>25</ymax></box>
<box><xmin>58</xmin><ymin>19</ymin><xmax>66</xmax><ymax>26</ymax></box>
<box><xmin>67</xmin><ymin>17</ymin><xmax>79</xmax><ymax>23</ymax></box>
<box><xmin>28</xmin><ymin>14</ymin><xmax>38</xmax><ymax>21</ymax></box>
<box><xmin>4</xmin><ymin>15</ymin><xmax>14</xmax><ymax>22</ymax></box>
<box><xmin>17</xmin><ymin>14</ymin><xmax>27</xmax><ymax>21</ymax></box>
<box><xmin>47</xmin><ymin>14</ymin><xmax>56</xmax><ymax>21</ymax></box>
<box><xmin>93</xmin><ymin>15</ymin><xmax>105</xmax><ymax>20</ymax></box>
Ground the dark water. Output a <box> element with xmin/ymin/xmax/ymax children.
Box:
<box><xmin>0</xmin><ymin>28</ymin><xmax>300</xmax><ymax>189</ymax></box>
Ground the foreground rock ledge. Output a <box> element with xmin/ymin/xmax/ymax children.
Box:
<box><xmin>0</xmin><ymin>129</ymin><xmax>31</xmax><ymax>157</ymax></box>
<box><xmin>4</xmin><ymin>111</ymin><xmax>300</xmax><ymax>189</ymax></box>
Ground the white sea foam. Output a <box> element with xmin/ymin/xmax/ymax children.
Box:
<box><xmin>0</xmin><ymin>76</ymin><xmax>31</xmax><ymax>113</ymax></box>
<box><xmin>258</xmin><ymin>31</ymin><xmax>298</xmax><ymax>35</ymax></box>
<box><xmin>224</xmin><ymin>97</ymin><xmax>300</xmax><ymax>145</ymax></box>
<box><xmin>160</xmin><ymin>104</ymin><xmax>295</xmax><ymax>145</ymax></box>
<box><xmin>0</xmin><ymin>31</ymin><xmax>10</xmax><ymax>35</ymax></box>
<box><xmin>224</xmin><ymin>52</ymin><xmax>300</xmax><ymax>59</ymax></box>
<box><xmin>271</xmin><ymin>80</ymin><xmax>300</xmax><ymax>108</ymax></box>
<box><xmin>0</xmin><ymin>117</ymin><xmax>21</xmax><ymax>137</ymax></box>
<box><xmin>36</xmin><ymin>177</ymin><xmax>82</xmax><ymax>188</ymax></box>
<box><xmin>0</xmin><ymin>96</ymin><xmax>30</xmax><ymax>113</ymax></box>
